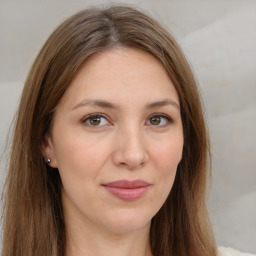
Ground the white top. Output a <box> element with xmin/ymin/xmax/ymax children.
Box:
<box><xmin>218</xmin><ymin>247</ymin><xmax>255</xmax><ymax>256</ymax></box>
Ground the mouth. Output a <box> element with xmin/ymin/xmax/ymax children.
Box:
<box><xmin>102</xmin><ymin>180</ymin><xmax>151</xmax><ymax>201</ymax></box>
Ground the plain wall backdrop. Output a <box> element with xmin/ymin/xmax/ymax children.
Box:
<box><xmin>0</xmin><ymin>0</ymin><xmax>255</xmax><ymax>253</ymax></box>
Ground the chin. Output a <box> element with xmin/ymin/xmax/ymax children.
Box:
<box><xmin>102</xmin><ymin>208</ymin><xmax>153</xmax><ymax>234</ymax></box>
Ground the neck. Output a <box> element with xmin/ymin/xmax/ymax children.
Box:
<box><xmin>66</xmin><ymin>220</ymin><xmax>153</xmax><ymax>256</ymax></box>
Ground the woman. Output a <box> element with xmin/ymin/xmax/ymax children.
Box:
<box><xmin>1</xmin><ymin>5</ymin><xmax>253</xmax><ymax>256</ymax></box>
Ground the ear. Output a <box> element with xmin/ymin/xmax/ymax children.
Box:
<box><xmin>41</xmin><ymin>133</ymin><xmax>58</xmax><ymax>168</ymax></box>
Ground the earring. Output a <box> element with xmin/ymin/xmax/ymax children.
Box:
<box><xmin>47</xmin><ymin>158</ymin><xmax>51</xmax><ymax>164</ymax></box>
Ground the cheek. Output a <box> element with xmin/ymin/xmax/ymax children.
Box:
<box><xmin>53</xmin><ymin>133</ymin><xmax>111</xmax><ymax>180</ymax></box>
<box><xmin>52</xmin><ymin>135</ymin><xmax>113</xmax><ymax>209</ymax></box>
<box><xmin>150</xmin><ymin>136</ymin><xmax>183</xmax><ymax>194</ymax></box>
<box><xmin>152</xmin><ymin>137</ymin><xmax>183</xmax><ymax>171</ymax></box>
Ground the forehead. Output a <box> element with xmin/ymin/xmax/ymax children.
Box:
<box><xmin>58</xmin><ymin>47</ymin><xmax>179</xmax><ymax>109</ymax></box>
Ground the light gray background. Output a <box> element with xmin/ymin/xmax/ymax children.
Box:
<box><xmin>0</xmin><ymin>0</ymin><xmax>255</xmax><ymax>254</ymax></box>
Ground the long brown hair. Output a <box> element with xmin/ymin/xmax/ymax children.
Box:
<box><xmin>1</xmin><ymin>5</ymin><xmax>217</xmax><ymax>256</ymax></box>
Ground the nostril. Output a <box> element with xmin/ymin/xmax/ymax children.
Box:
<box><xmin>112</xmin><ymin>149</ymin><xmax>149</xmax><ymax>170</ymax></box>
<box><xmin>111</xmin><ymin>131</ymin><xmax>149</xmax><ymax>169</ymax></box>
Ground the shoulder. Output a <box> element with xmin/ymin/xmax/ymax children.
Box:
<box><xmin>218</xmin><ymin>247</ymin><xmax>256</xmax><ymax>256</ymax></box>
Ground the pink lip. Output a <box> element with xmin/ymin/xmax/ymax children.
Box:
<box><xmin>102</xmin><ymin>180</ymin><xmax>151</xmax><ymax>201</ymax></box>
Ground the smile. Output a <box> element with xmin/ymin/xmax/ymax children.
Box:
<box><xmin>102</xmin><ymin>180</ymin><xmax>151</xmax><ymax>201</ymax></box>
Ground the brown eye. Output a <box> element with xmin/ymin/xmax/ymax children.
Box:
<box><xmin>88</xmin><ymin>116</ymin><xmax>101</xmax><ymax>126</ymax></box>
<box><xmin>147</xmin><ymin>114</ymin><xmax>172</xmax><ymax>126</ymax></box>
<box><xmin>150</xmin><ymin>116</ymin><xmax>161</xmax><ymax>125</ymax></box>
<box><xmin>82</xmin><ymin>114</ymin><xmax>109</xmax><ymax>127</ymax></box>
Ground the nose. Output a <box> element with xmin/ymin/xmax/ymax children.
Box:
<box><xmin>112</xmin><ymin>126</ymin><xmax>149</xmax><ymax>170</ymax></box>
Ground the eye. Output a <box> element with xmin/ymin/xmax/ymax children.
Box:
<box><xmin>81</xmin><ymin>114</ymin><xmax>110</xmax><ymax>127</ymax></box>
<box><xmin>146</xmin><ymin>114</ymin><xmax>173</xmax><ymax>126</ymax></box>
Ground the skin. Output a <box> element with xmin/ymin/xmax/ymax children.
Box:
<box><xmin>43</xmin><ymin>47</ymin><xmax>184</xmax><ymax>256</ymax></box>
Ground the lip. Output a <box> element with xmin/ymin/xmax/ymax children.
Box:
<box><xmin>102</xmin><ymin>180</ymin><xmax>151</xmax><ymax>201</ymax></box>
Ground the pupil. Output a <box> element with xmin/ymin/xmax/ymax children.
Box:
<box><xmin>150</xmin><ymin>116</ymin><xmax>160</xmax><ymax>125</ymax></box>
<box><xmin>90</xmin><ymin>116</ymin><xmax>101</xmax><ymax>125</ymax></box>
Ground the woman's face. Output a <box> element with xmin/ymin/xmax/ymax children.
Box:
<box><xmin>43</xmin><ymin>47</ymin><xmax>183</xmax><ymax>234</ymax></box>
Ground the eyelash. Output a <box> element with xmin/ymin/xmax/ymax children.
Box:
<box><xmin>81</xmin><ymin>113</ymin><xmax>173</xmax><ymax>127</ymax></box>
<box><xmin>147</xmin><ymin>113</ymin><xmax>174</xmax><ymax>127</ymax></box>
<box><xmin>81</xmin><ymin>113</ymin><xmax>111</xmax><ymax>126</ymax></box>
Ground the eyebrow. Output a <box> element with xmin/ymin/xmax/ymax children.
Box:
<box><xmin>145</xmin><ymin>99</ymin><xmax>180</xmax><ymax>110</ymax></box>
<box><xmin>71</xmin><ymin>99</ymin><xmax>119</xmax><ymax>110</ymax></box>
<box><xmin>71</xmin><ymin>98</ymin><xmax>180</xmax><ymax>111</ymax></box>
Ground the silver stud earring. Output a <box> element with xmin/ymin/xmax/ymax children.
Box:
<box><xmin>47</xmin><ymin>158</ymin><xmax>51</xmax><ymax>164</ymax></box>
